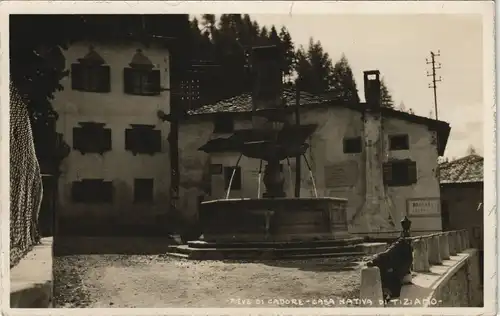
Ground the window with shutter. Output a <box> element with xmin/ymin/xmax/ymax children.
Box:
<box><xmin>384</xmin><ymin>160</ymin><xmax>417</xmax><ymax>187</ymax></box>
<box><xmin>72</xmin><ymin>179</ymin><xmax>113</xmax><ymax>204</ymax></box>
<box><xmin>71</xmin><ymin>63</ymin><xmax>111</xmax><ymax>93</ymax></box>
<box><xmin>224</xmin><ymin>166</ymin><xmax>242</xmax><ymax>190</ymax></box>
<box><xmin>123</xmin><ymin>68</ymin><xmax>161</xmax><ymax>96</ymax></box>
<box><xmin>125</xmin><ymin>125</ymin><xmax>162</xmax><ymax>155</ymax></box>
<box><xmin>72</xmin><ymin>123</ymin><xmax>112</xmax><ymax>155</ymax></box>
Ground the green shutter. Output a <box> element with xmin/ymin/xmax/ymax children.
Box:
<box><xmin>71</xmin><ymin>63</ymin><xmax>84</xmax><ymax>90</ymax></box>
<box><xmin>101</xmin><ymin>128</ymin><xmax>112</xmax><ymax>153</ymax></box>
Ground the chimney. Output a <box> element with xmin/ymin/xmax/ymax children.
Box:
<box><xmin>251</xmin><ymin>45</ymin><xmax>283</xmax><ymax>112</ymax></box>
<box><xmin>364</xmin><ymin>70</ymin><xmax>381</xmax><ymax>109</ymax></box>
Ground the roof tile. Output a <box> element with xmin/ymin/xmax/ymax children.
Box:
<box><xmin>439</xmin><ymin>154</ymin><xmax>483</xmax><ymax>184</ymax></box>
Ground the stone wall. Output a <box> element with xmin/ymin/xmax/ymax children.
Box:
<box><xmin>360</xmin><ymin>229</ymin><xmax>483</xmax><ymax>307</ymax></box>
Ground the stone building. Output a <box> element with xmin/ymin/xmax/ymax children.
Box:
<box><xmin>439</xmin><ymin>154</ymin><xmax>484</xmax><ymax>249</ymax></box>
<box><xmin>178</xmin><ymin>71</ymin><xmax>451</xmax><ymax>238</ymax></box>
<box><xmin>51</xmin><ymin>38</ymin><xmax>172</xmax><ymax>234</ymax></box>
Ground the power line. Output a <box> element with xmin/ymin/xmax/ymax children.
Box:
<box><xmin>426</xmin><ymin>50</ymin><xmax>442</xmax><ymax>120</ymax></box>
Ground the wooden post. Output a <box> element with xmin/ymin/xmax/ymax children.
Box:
<box><xmin>294</xmin><ymin>85</ymin><xmax>301</xmax><ymax>197</ymax></box>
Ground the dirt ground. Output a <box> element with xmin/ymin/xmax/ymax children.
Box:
<box><xmin>53</xmin><ymin>254</ymin><xmax>366</xmax><ymax>308</ymax></box>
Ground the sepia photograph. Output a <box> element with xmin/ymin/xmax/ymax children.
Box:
<box><xmin>3</xmin><ymin>1</ymin><xmax>495</xmax><ymax>314</ymax></box>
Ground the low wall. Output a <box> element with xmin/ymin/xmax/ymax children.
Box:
<box><xmin>199</xmin><ymin>197</ymin><xmax>350</xmax><ymax>242</ymax></box>
<box><xmin>360</xmin><ymin>230</ymin><xmax>483</xmax><ymax>307</ymax></box>
<box><xmin>10</xmin><ymin>237</ymin><xmax>53</xmax><ymax>308</ymax></box>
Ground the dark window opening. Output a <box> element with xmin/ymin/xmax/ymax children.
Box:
<box><xmin>124</xmin><ymin>68</ymin><xmax>161</xmax><ymax>96</ymax></box>
<box><xmin>213</xmin><ymin>114</ymin><xmax>234</xmax><ymax>133</ymax></box>
<box><xmin>343</xmin><ymin>137</ymin><xmax>362</xmax><ymax>154</ymax></box>
<box><xmin>383</xmin><ymin>160</ymin><xmax>417</xmax><ymax>187</ymax></box>
<box><xmin>224</xmin><ymin>166</ymin><xmax>242</xmax><ymax>190</ymax></box>
<box><xmin>134</xmin><ymin>178</ymin><xmax>154</xmax><ymax>203</ymax></box>
<box><xmin>71</xmin><ymin>179</ymin><xmax>113</xmax><ymax>204</ymax></box>
<box><xmin>73</xmin><ymin>122</ymin><xmax>112</xmax><ymax>155</ymax></box>
<box><xmin>210</xmin><ymin>164</ymin><xmax>223</xmax><ymax>175</ymax></box>
<box><xmin>71</xmin><ymin>63</ymin><xmax>111</xmax><ymax>93</ymax></box>
<box><xmin>125</xmin><ymin>125</ymin><xmax>161</xmax><ymax>155</ymax></box>
<box><xmin>389</xmin><ymin>134</ymin><xmax>410</xmax><ymax>150</ymax></box>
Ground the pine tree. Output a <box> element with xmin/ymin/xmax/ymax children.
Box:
<box><xmin>295</xmin><ymin>38</ymin><xmax>334</xmax><ymax>94</ymax></box>
<box><xmin>330</xmin><ymin>54</ymin><xmax>360</xmax><ymax>103</ymax></box>
<box><xmin>279</xmin><ymin>26</ymin><xmax>296</xmax><ymax>85</ymax></box>
<box><xmin>380</xmin><ymin>78</ymin><xmax>394</xmax><ymax>108</ymax></box>
<box><xmin>398</xmin><ymin>101</ymin><xmax>406</xmax><ymax>112</ymax></box>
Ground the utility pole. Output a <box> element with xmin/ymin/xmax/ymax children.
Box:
<box><xmin>426</xmin><ymin>50</ymin><xmax>442</xmax><ymax>120</ymax></box>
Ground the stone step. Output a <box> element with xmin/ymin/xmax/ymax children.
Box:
<box><xmin>186</xmin><ymin>237</ymin><xmax>364</xmax><ymax>249</ymax></box>
<box><xmin>162</xmin><ymin>252</ymin><xmax>189</xmax><ymax>260</ymax></box>
<box><xmin>282</xmin><ymin>252</ymin><xmax>365</xmax><ymax>259</ymax></box>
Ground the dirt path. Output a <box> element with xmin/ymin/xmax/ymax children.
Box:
<box><xmin>53</xmin><ymin>255</ymin><xmax>366</xmax><ymax>308</ymax></box>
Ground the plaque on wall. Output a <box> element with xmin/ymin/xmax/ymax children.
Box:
<box><xmin>325</xmin><ymin>161</ymin><xmax>359</xmax><ymax>188</ymax></box>
<box><xmin>406</xmin><ymin>198</ymin><xmax>440</xmax><ymax>217</ymax></box>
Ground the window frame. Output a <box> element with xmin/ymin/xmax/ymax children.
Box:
<box><xmin>389</xmin><ymin>134</ymin><xmax>410</xmax><ymax>151</ymax></box>
<box><xmin>71</xmin><ymin>179</ymin><xmax>113</xmax><ymax>204</ymax></box>
<box><xmin>123</xmin><ymin>67</ymin><xmax>161</xmax><ymax>96</ymax></box>
<box><xmin>125</xmin><ymin>124</ymin><xmax>162</xmax><ymax>155</ymax></box>
<box><xmin>72</xmin><ymin>122</ymin><xmax>112</xmax><ymax>155</ymax></box>
<box><xmin>71</xmin><ymin>63</ymin><xmax>111</xmax><ymax>93</ymax></box>
<box><xmin>343</xmin><ymin>136</ymin><xmax>363</xmax><ymax>154</ymax></box>
<box><xmin>383</xmin><ymin>160</ymin><xmax>417</xmax><ymax>187</ymax></box>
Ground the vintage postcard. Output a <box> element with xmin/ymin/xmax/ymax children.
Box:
<box><xmin>0</xmin><ymin>1</ymin><xmax>496</xmax><ymax>315</ymax></box>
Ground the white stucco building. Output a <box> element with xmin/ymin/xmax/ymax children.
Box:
<box><xmin>52</xmin><ymin>39</ymin><xmax>172</xmax><ymax>229</ymax></box>
<box><xmin>178</xmin><ymin>71</ymin><xmax>451</xmax><ymax>238</ymax></box>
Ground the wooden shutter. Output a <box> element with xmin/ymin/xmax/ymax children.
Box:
<box><xmin>407</xmin><ymin>161</ymin><xmax>417</xmax><ymax>184</ymax></box>
<box><xmin>151</xmin><ymin>129</ymin><xmax>161</xmax><ymax>153</ymax></box>
<box><xmin>125</xmin><ymin>128</ymin><xmax>135</xmax><ymax>152</ymax></box>
<box><xmin>72</xmin><ymin>127</ymin><xmax>84</xmax><ymax>153</ymax></box>
<box><xmin>71</xmin><ymin>63</ymin><xmax>84</xmax><ymax>90</ymax></box>
<box><xmin>383</xmin><ymin>162</ymin><xmax>393</xmax><ymax>185</ymax></box>
<box><xmin>101</xmin><ymin>181</ymin><xmax>114</xmax><ymax>203</ymax></box>
<box><xmin>123</xmin><ymin>68</ymin><xmax>133</xmax><ymax>94</ymax></box>
<box><xmin>101</xmin><ymin>128</ymin><xmax>112</xmax><ymax>153</ymax></box>
<box><xmin>98</xmin><ymin>66</ymin><xmax>111</xmax><ymax>93</ymax></box>
<box><xmin>149</xmin><ymin>69</ymin><xmax>161</xmax><ymax>95</ymax></box>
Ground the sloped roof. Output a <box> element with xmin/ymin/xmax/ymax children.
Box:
<box><xmin>185</xmin><ymin>89</ymin><xmax>451</xmax><ymax>156</ymax></box>
<box><xmin>439</xmin><ymin>154</ymin><xmax>483</xmax><ymax>184</ymax></box>
<box><xmin>188</xmin><ymin>89</ymin><xmax>329</xmax><ymax>115</ymax></box>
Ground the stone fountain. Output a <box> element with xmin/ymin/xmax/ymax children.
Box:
<box><xmin>167</xmin><ymin>46</ymin><xmax>370</xmax><ymax>260</ymax></box>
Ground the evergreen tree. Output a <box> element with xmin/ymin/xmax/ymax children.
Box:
<box><xmin>279</xmin><ymin>26</ymin><xmax>296</xmax><ymax>84</ymax></box>
<box><xmin>330</xmin><ymin>54</ymin><xmax>360</xmax><ymax>103</ymax></box>
<box><xmin>295</xmin><ymin>38</ymin><xmax>334</xmax><ymax>94</ymax></box>
<box><xmin>467</xmin><ymin>145</ymin><xmax>477</xmax><ymax>155</ymax></box>
<box><xmin>398</xmin><ymin>101</ymin><xmax>406</xmax><ymax>112</ymax></box>
<box><xmin>380</xmin><ymin>78</ymin><xmax>394</xmax><ymax>108</ymax></box>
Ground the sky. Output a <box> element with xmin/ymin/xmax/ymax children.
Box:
<box><xmin>229</xmin><ymin>14</ymin><xmax>484</xmax><ymax>159</ymax></box>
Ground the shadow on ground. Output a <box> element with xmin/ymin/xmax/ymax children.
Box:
<box><xmin>53</xmin><ymin>236</ymin><xmax>178</xmax><ymax>256</ymax></box>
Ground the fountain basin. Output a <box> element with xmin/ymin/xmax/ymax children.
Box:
<box><xmin>198</xmin><ymin>197</ymin><xmax>350</xmax><ymax>243</ymax></box>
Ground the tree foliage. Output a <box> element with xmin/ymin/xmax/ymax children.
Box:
<box><xmin>380</xmin><ymin>78</ymin><xmax>394</xmax><ymax>108</ymax></box>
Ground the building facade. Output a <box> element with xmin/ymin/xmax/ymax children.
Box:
<box><xmin>439</xmin><ymin>154</ymin><xmax>484</xmax><ymax>249</ymax></box>
<box><xmin>178</xmin><ymin>73</ymin><xmax>451</xmax><ymax>237</ymax></box>
<box><xmin>52</xmin><ymin>39</ymin><xmax>172</xmax><ymax>232</ymax></box>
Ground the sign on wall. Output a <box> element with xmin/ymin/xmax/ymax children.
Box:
<box><xmin>325</xmin><ymin>161</ymin><xmax>359</xmax><ymax>188</ymax></box>
<box><xmin>406</xmin><ymin>198</ymin><xmax>441</xmax><ymax>217</ymax></box>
